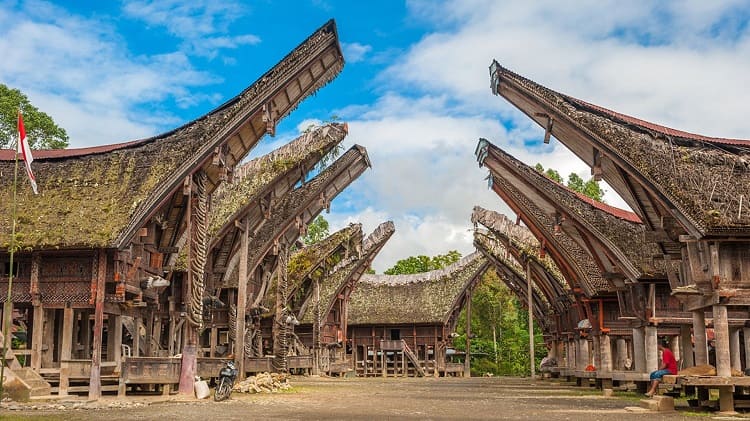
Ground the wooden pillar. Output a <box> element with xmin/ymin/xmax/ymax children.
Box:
<box><xmin>133</xmin><ymin>316</ymin><xmax>142</xmax><ymax>357</ymax></box>
<box><xmin>730</xmin><ymin>327</ymin><xmax>741</xmax><ymax>373</ymax></box>
<box><xmin>680</xmin><ymin>324</ymin><xmax>694</xmax><ymax>368</ymax></box>
<box><xmin>109</xmin><ymin>315</ymin><xmax>122</xmax><ymax>372</ymax></box>
<box><xmin>599</xmin><ymin>334</ymin><xmax>612</xmax><ymax>373</ymax></box>
<box><xmin>692</xmin><ymin>310</ymin><xmax>708</xmax><ymax>365</ymax></box>
<box><xmin>41</xmin><ymin>309</ymin><xmax>55</xmax><ymax>368</ymax></box>
<box><xmin>168</xmin><ymin>297</ymin><xmax>176</xmax><ymax>356</ymax></box>
<box><xmin>465</xmin><ymin>290</ymin><xmax>472</xmax><ymax>378</ymax></box>
<box><xmin>714</xmin><ymin>303</ymin><xmax>735</xmax><ymax>413</ymax></box>
<box><xmin>235</xmin><ymin>218</ymin><xmax>249</xmax><ymax>379</ymax></box>
<box><xmin>615</xmin><ymin>337</ymin><xmax>627</xmax><ymax>371</ymax></box>
<box><xmin>81</xmin><ymin>311</ymin><xmax>91</xmax><ymax>358</ymax></box>
<box><xmin>526</xmin><ymin>262</ymin><xmax>534</xmax><ymax>378</ymax></box>
<box><xmin>89</xmin><ymin>249</ymin><xmax>107</xmax><ymax>399</ymax></box>
<box><xmin>632</xmin><ymin>327</ymin><xmax>646</xmax><ymax>373</ymax></box>
<box><xmin>577</xmin><ymin>338</ymin><xmax>589</xmax><ymax>370</ymax></box>
<box><xmin>645</xmin><ymin>326</ymin><xmax>658</xmax><ymax>373</ymax></box>
<box><xmin>592</xmin><ymin>335</ymin><xmax>602</xmax><ymax>371</ymax></box>
<box><xmin>714</xmin><ymin>305</ymin><xmax>731</xmax><ymax>376</ymax></box>
<box><xmin>30</xmin><ymin>253</ymin><xmax>43</xmax><ymax>371</ymax></box>
<box><xmin>743</xmin><ymin>327</ymin><xmax>750</xmax><ymax>370</ymax></box>
<box><xmin>59</xmin><ymin>306</ymin><xmax>74</xmax><ymax>396</ymax></box>
<box><xmin>143</xmin><ymin>310</ymin><xmax>153</xmax><ymax>357</ymax></box>
<box><xmin>210</xmin><ymin>327</ymin><xmax>217</xmax><ymax>358</ymax></box>
<box><xmin>567</xmin><ymin>339</ymin><xmax>575</xmax><ymax>369</ymax></box>
<box><xmin>31</xmin><ymin>305</ymin><xmax>44</xmax><ymax>371</ymax></box>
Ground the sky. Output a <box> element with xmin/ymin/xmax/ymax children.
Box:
<box><xmin>2</xmin><ymin>0</ymin><xmax>750</xmax><ymax>272</ymax></box>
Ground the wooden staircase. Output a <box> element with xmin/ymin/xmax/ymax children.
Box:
<box><xmin>13</xmin><ymin>368</ymin><xmax>52</xmax><ymax>397</ymax></box>
<box><xmin>401</xmin><ymin>341</ymin><xmax>425</xmax><ymax>377</ymax></box>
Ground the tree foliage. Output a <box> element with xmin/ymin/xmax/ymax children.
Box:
<box><xmin>534</xmin><ymin>163</ymin><xmax>604</xmax><ymax>202</ymax></box>
<box><xmin>454</xmin><ymin>268</ymin><xmax>546</xmax><ymax>376</ymax></box>
<box><xmin>383</xmin><ymin>250</ymin><xmax>462</xmax><ymax>275</ymax></box>
<box><xmin>301</xmin><ymin>215</ymin><xmax>330</xmax><ymax>246</ymax></box>
<box><xmin>0</xmin><ymin>84</ymin><xmax>69</xmax><ymax>149</ymax></box>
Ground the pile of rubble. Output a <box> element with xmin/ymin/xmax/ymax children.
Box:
<box><xmin>233</xmin><ymin>372</ymin><xmax>292</xmax><ymax>394</ymax></box>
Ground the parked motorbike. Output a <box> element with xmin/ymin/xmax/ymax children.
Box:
<box><xmin>214</xmin><ymin>360</ymin><xmax>238</xmax><ymax>401</ymax></box>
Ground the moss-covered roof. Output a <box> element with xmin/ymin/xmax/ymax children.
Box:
<box><xmin>347</xmin><ymin>252</ymin><xmax>489</xmax><ymax>326</ymax></box>
<box><xmin>489</xmin><ymin>61</ymin><xmax>750</xmax><ymax>234</ymax></box>
<box><xmin>0</xmin><ymin>20</ymin><xmax>344</xmax><ymax>250</ymax></box>
<box><xmin>210</xmin><ymin>123</ymin><xmax>348</xmax><ymax>241</ymax></box>
<box><xmin>298</xmin><ymin>221</ymin><xmax>395</xmax><ymax>324</ymax></box>
<box><xmin>224</xmin><ymin>145</ymin><xmax>370</xmax><ymax>287</ymax></box>
<box><xmin>477</xmin><ymin>143</ymin><xmax>667</xmax><ymax>280</ymax></box>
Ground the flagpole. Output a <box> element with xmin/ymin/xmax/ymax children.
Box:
<box><xmin>0</xmin><ymin>111</ymin><xmax>22</xmax><ymax>399</ymax></box>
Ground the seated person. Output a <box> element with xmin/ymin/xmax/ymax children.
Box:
<box><xmin>645</xmin><ymin>339</ymin><xmax>678</xmax><ymax>397</ymax></box>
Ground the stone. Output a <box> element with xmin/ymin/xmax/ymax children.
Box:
<box><xmin>602</xmin><ymin>388</ymin><xmax>613</xmax><ymax>397</ymax></box>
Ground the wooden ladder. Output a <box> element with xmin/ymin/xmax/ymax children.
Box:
<box><xmin>400</xmin><ymin>340</ymin><xmax>425</xmax><ymax>377</ymax></box>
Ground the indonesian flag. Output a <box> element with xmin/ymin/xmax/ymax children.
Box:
<box><xmin>17</xmin><ymin>110</ymin><xmax>38</xmax><ymax>194</ymax></box>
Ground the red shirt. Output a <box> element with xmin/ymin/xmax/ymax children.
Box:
<box><xmin>662</xmin><ymin>348</ymin><xmax>678</xmax><ymax>375</ymax></box>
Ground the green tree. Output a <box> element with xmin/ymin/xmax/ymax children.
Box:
<box><xmin>383</xmin><ymin>250</ymin><xmax>462</xmax><ymax>275</ymax></box>
<box><xmin>566</xmin><ymin>172</ymin><xmax>584</xmax><ymax>192</ymax></box>
<box><xmin>533</xmin><ymin>163</ymin><xmax>562</xmax><ymax>183</ymax></box>
<box><xmin>582</xmin><ymin>179</ymin><xmax>604</xmax><ymax>201</ymax></box>
<box><xmin>0</xmin><ymin>84</ymin><xmax>69</xmax><ymax>149</ymax></box>
<box><xmin>301</xmin><ymin>215</ymin><xmax>330</xmax><ymax>246</ymax></box>
<box><xmin>454</xmin><ymin>269</ymin><xmax>546</xmax><ymax>376</ymax></box>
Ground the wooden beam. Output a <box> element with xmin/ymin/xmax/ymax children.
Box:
<box><xmin>59</xmin><ymin>307</ymin><xmax>74</xmax><ymax>396</ymax></box>
<box><xmin>235</xmin><ymin>218</ymin><xmax>249</xmax><ymax>379</ymax></box>
<box><xmin>86</xmin><ymin>265</ymin><xmax>107</xmax><ymax>389</ymax></box>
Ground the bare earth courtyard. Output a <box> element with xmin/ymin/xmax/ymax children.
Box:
<box><xmin>2</xmin><ymin>376</ymin><xmax>719</xmax><ymax>420</ymax></box>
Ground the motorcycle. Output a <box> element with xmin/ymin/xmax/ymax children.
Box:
<box><xmin>214</xmin><ymin>360</ymin><xmax>238</xmax><ymax>401</ymax></box>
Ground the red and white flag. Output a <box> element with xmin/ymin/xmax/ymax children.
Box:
<box><xmin>17</xmin><ymin>110</ymin><xmax>38</xmax><ymax>194</ymax></box>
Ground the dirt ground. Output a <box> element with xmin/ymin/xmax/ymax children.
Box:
<box><xmin>1</xmin><ymin>376</ymin><xmax>735</xmax><ymax>420</ymax></box>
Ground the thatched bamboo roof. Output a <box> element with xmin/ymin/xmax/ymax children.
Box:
<box><xmin>224</xmin><ymin>145</ymin><xmax>371</xmax><ymax>287</ymax></box>
<box><xmin>489</xmin><ymin>61</ymin><xmax>750</xmax><ymax>235</ymax></box>
<box><xmin>347</xmin><ymin>252</ymin><xmax>489</xmax><ymax>326</ymax></box>
<box><xmin>472</xmin><ymin>206</ymin><xmax>570</xmax><ymax>311</ymax></box>
<box><xmin>298</xmin><ymin>221</ymin><xmax>395</xmax><ymax>324</ymax></box>
<box><xmin>0</xmin><ymin>20</ymin><xmax>344</xmax><ymax>250</ymax></box>
<box><xmin>476</xmin><ymin>141</ymin><xmax>665</xmax><ymax>280</ymax></box>
<box><xmin>473</xmin><ymin>230</ymin><xmax>552</xmax><ymax>328</ymax></box>
<box><xmin>209</xmin><ymin>123</ymin><xmax>348</xmax><ymax>241</ymax></box>
<box><xmin>474</xmin><ymin>144</ymin><xmax>609</xmax><ymax>298</ymax></box>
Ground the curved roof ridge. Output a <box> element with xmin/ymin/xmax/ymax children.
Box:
<box><xmin>490</xmin><ymin>60</ymin><xmax>750</xmax><ymax>148</ymax></box>
<box><xmin>1</xmin><ymin>20</ymin><xmax>342</xmax><ymax>163</ymax></box>
<box><xmin>360</xmin><ymin>251</ymin><xmax>484</xmax><ymax>285</ymax></box>
<box><xmin>233</xmin><ymin>123</ymin><xmax>347</xmax><ymax>182</ymax></box>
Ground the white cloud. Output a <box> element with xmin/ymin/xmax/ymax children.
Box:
<box><xmin>0</xmin><ymin>1</ymin><xmax>218</xmax><ymax>147</ymax></box>
<box><xmin>121</xmin><ymin>0</ymin><xmax>261</xmax><ymax>58</ymax></box>
<box><xmin>342</xmin><ymin>42</ymin><xmax>372</xmax><ymax>63</ymax></box>
<box><xmin>325</xmin><ymin>0</ymin><xmax>750</xmax><ymax>269</ymax></box>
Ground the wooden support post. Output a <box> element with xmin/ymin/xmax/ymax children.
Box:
<box><xmin>168</xmin><ymin>297</ymin><xmax>176</xmax><ymax>356</ymax></box>
<box><xmin>730</xmin><ymin>327</ymin><xmax>741</xmax><ymax>373</ymax></box>
<box><xmin>744</xmin><ymin>327</ymin><xmax>750</xmax><ymax>370</ymax></box>
<box><xmin>632</xmin><ymin>327</ymin><xmax>646</xmax><ymax>373</ymax></box>
<box><xmin>153</xmin><ymin>317</ymin><xmax>162</xmax><ymax>356</ymax></box>
<box><xmin>133</xmin><ymin>316</ymin><xmax>142</xmax><ymax>357</ymax></box>
<box><xmin>526</xmin><ymin>261</ymin><xmax>534</xmax><ymax>378</ymax></box>
<box><xmin>592</xmin><ymin>335</ymin><xmax>602</xmax><ymax>371</ymax></box>
<box><xmin>235</xmin><ymin>218</ymin><xmax>249</xmax><ymax>379</ymax></box>
<box><xmin>465</xmin><ymin>289</ymin><xmax>472</xmax><ymax>378</ymax></box>
<box><xmin>577</xmin><ymin>339</ymin><xmax>589</xmax><ymax>369</ymax></box>
<box><xmin>31</xmin><ymin>305</ymin><xmax>44</xmax><ymax>371</ymax></box>
<box><xmin>567</xmin><ymin>339</ymin><xmax>575</xmax><ymax>369</ymax></box>
<box><xmin>81</xmin><ymin>311</ymin><xmax>91</xmax><ymax>359</ymax></box>
<box><xmin>59</xmin><ymin>307</ymin><xmax>74</xmax><ymax>396</ymax></box>
<box><xmin>692</xmin><ymin>310</ymin><xmax>708</xmax><ymax>365</ymax></box>
<box><xmin>41</xmin><ymin>309</ymin><xmax>55</xmax><ymax>368</ymax></box>
<box><xmin>143</xmin><ymin>310</ymin><xmax>153</xmax><ymax>357</ymax></box>
<box><xmin>89</xmin><ymin>249</ymin><xmax>107</xmax><ymax>400</ymax></box>
<box><xmin>600</xmin><ymin>334</ymin><xmax>612</xmax><ymax>373</ymax></box>
<box><xmin>715</xmin><ymin>305</ymin><xmax>735</xmax><ymax>414</ymax></box>
<box><xmin>110</xmin><ymin>315</ymin><xmax>122</xmax><ymax>372</ymax></box>
<box><xmin>210</xmin><ymin>327</ymin><xmax>217</xmax><ymax>358</ymax></box>
<box><xmin>645</xmin><ymin>326</ymin><xmax>658</xmax><ymax>373</ymax></box>
<box><xmin>713</xmin><ymin>305</ymin><xmax>731</xmax><ymax>377</ymax></box>
<box><xmin>615</xmin><ymin>337</ymin><xmax>627</xmax><ymax>371</ymax></box>
<box><xmin>680</xmin><ymin>324</ymin><xmax>694</xmax><ymax>368</ymax></box>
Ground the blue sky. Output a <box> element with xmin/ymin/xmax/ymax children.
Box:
<box><xmin>2</xmin><ymin>1</ymin><xmax>750</xmax><ymax>271</ymax></box>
